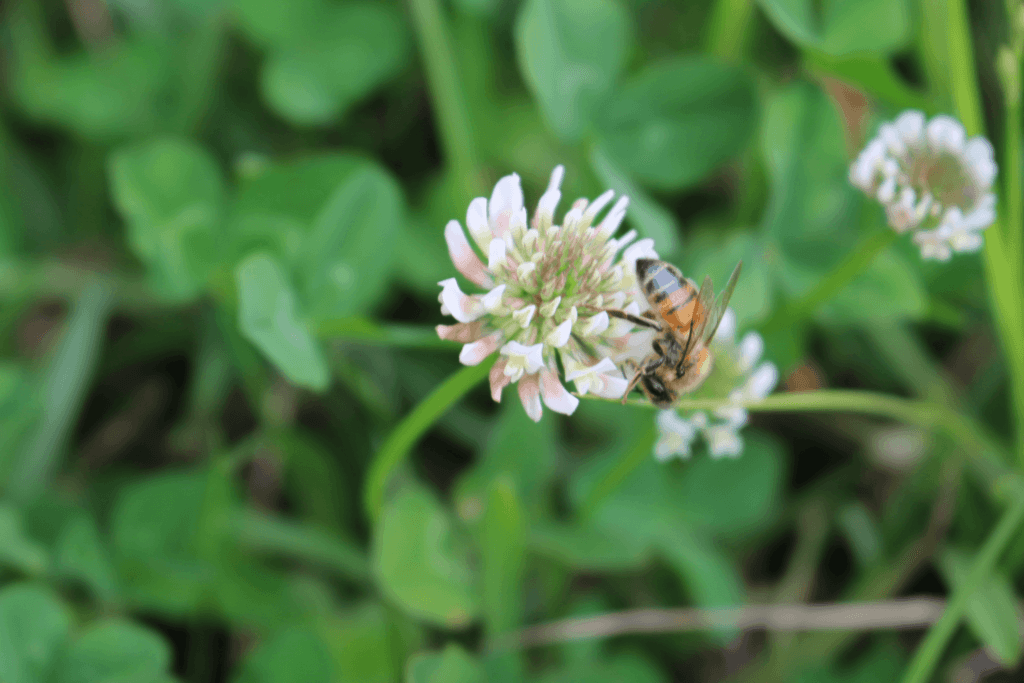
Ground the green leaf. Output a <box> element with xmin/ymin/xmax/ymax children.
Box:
<box><xmin>13</xmin><ymin>40</ymin><xmax>173</xmax><ymax>140</ymax></box>
<box><xmin>321</xmin><ymin>603</ymin><xmax>396</xmax><ymax>683</ymax></box>
<box><xmin>109</xmin><ymin>138</ymin><xmax>225</xmax><ymax>300</ymax></box>
<box><xmin>481</xmin><ymin>477</ymin><xmax>526</xmax><ymax>637</ymax></box>
<box><xmin>232</xmin><ymin>509</ymin><xmax>369</xmax><ymax>584</ymax></box>
<box><xmin>515</xmin><ymin>0</ymin><xmax>631</xmax><ymax>141</ymax></box>
<box><xmin>261</xmin><ymin>2</ymin><xmax>409</xmax><ymax>126</ymax></box>
<box><xmin>0</xmin><ymin>504</ymin><xmax>48</xmax><ymax>574</ymax></box>
<box><xmin>596</xmin><ymin>56</ymin><xmax>757</xmax><ymax>190</ymax></box>
<box><xmin>671</xmin><ymin>432</ymin><xmax>785</xmax><ymax>537</ymax></box>
<box><xmin>53</xmin><ymin>515</ymin><xmax>119</xmax><ymax>602</ymax></box>
<box><xmin>940</xmin><ymin>548</ymin><xmax>1023</xmax><ymax>666</ymax></box>
<box><xmin>235</xmin><ymin>252</ymin><xmax>329</xmax><ymax>391</ymax></box>
<box><xmin>0</xmin><ymin>584</ymin><xmax>71</xmax><ymax>683</ymax></box>
<box><xmin>296</xmin><ymin>161</ymin><xmax>404</xmax><ymax>321</ymax></box>
<box><xmin>819</xmin><ymin>249</ymin><xmax>927</xmax><ymax>323</ymax></box>
<box><xmin>373</xmin><ymin>484</ymin><xmax>478</xmax><ymax>628</ymax></box>
<box><xmin>232</xmin><ymin>0</ymin><xmax>327</xmax><ymax>47</ymax></box>
<box><xmin>407</xmin><ymin>644</ymin><xmax>484</xmax><ymax>683</ymax></box>
<box><xmin>760</xmin><ymin>82</ymin><xmax>859</xmax><ymax>290</ymax></box>
<box><xmin>536</xmin><ymin>651</ymin><xmax>665</xmax><ymax>683</ymax></box>
<box><xmin>110</xmin><ymin>469</ymin><xmax>209</xmax><ymax>616</ymax></box>
<box><xmin>454</xmin><ymin>403</ymin><xmax>556</xmax><ymax>522</ymax></box>
<box><xmin>54</xmin><ymin>619</ymin><xmax>172</xmax><ymax>683</ymax></box>
<box><xmin>756</xmin><ymin>0</ymin><xmax>911</xmax><ymax>56</ymax></box>
<box><xmin>684</xmin><ymin>230</ymin><xmax>773</xmax><ymax>327</ymax></box>
<box><xmin>530</xmin><ymin>521</ymin><xmax>650</xmax><ymax>571</ymax></box>
<box><xmin>232</xmin><ymin>625</ymin><xmax>333</xmax><ymax>683</ymax></box>
<box><xmin>231</xmin><ymin>155</ymin><xmax>404</xmax><ymax>320</ymax></box>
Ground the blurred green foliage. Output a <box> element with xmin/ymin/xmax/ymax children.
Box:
<box><xmin>0</xmin><ymin>0</ymin><xmax>1021</xmax><ymax>681</ymax></box>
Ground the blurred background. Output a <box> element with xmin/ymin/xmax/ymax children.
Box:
<box><xmin>0</xmin><ymin>0</ymin><xmax>1021</xmax><ymax>681</ymax></box>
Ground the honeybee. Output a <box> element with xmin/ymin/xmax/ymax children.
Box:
<box><xmin>604</xmin><ymin>258</ymin><xmax>742</xmax><ymax>408</ymax></box>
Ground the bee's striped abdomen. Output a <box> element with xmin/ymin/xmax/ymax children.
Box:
<box><xmin>641</xmin><ymin>262</ymin><xmax>683</xmax><ymax>303</ymax></box>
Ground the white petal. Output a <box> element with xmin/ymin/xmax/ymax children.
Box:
<box><xmin>546</xmin><ymin>318</ymin><xmax>573</xmax><ymax>348</ymax></box>
<box><xmin>592</xmin><ymin>373</ymin><xmax>629</xmax><ymax>399</ymax></box>
<box><xmin>622</xmin><ymin>238</ymin><xmax>658</xmax><ymax>272</ymax></box>
<box><xmin>459</xmin><ymin>332</ymin><xmax>502</xmax><ymax>366</ymax></box>
<box><xmin>512</xmin><ymin>304</ymin><xmax>536</xmax><ymax>328</ymax></box>
<box><xmin>466</xmin><ymin>197</ymin><xmax>491</xmax><ymax>251</ymax></box>
<box><xmin>438</xmin><ymin>278</ymin><xmax>483</xmax><ymax>323</ymax></box>
<box><xmin>715</xmin><ymin>308</ymin><xmax>737</xmax><ymax>344</ymax></box>
<box><xmin>538</xmin><ymin>296</ymin><xmax>561</xmax><ymax>318</ymax></box>
<box><xmin>581</xmin><ymin>311</ymin><xmax>609</xmax><ymax>336</ymax></box>
<box><xmin>517</xmin><ymin>261</ymin><xmax>537</xmax><ymax>279</ymax></box>
<box><xmin>747</xmin><ymin>362</ymin><xmax>779</xmax><ymax>399</ymax></box>
<box><xmin>566</xmin><ymin>357</ymin><xmax>616</xmax><ymax>382</ymax></box>
<box><xmin>582</xmin><ymin>189</ymin><xmax>615</xmax><ymax>223</ymax></box>
<box><xmin>488</xmin><ymin>238</ymin><xmax>507</xmax><ymax>271</ymax></box>
<box><xmin>895</xmin><ymin>110</ymin><xmax>925</xmax><ymax>145</ymax></box>
<box><xmin>444</xmin><ymin>220</ymin><xmax>490</xmax><ymax>286</ymax></box>
<box><xmin>964</xmin><ymin>138</ymin><xmax>997</xmax><ymax>187</ymax></box>
<box><xmin>706</xmin><ymin>425</ymin><xmax>743</xmax><ymax>458</ymax></box>
<box><xmin>596</xmin><ymin>196</ymin><xmax>629</xmax><ymax>239</ymax></box>
<box><xmin>518</xmin><ymin>373</ymin><xmax>543</xmax><ymax>422</ymax></box>
<box><xmin>536</xmin><ymin>167</ymin><xmax>565</xmax><ymax>221</ymax></box>
<box><xmin>926</xmin><ymin>115</ymin><xmax>966</xmax><ymax>153</ymax></box>
<box><xmin>737</xmin><ymin>332</ymin><xmax>764</xmax><ymax>373</ymax></box>
<box><xmin>539</xmin><ymin>368</ymin><xmax>579</xmax><ymax>415</ymax></box>
<box><xmin>489</xmin><ymin>173</ymin><xmax>524</xmax><ymax>225</ymax></box>
<box><xmin>480</xmin><ymin>284</ymin><xmax>506</xmax><ymax>312</ymax></box>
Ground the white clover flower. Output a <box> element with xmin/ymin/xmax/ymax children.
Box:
<box><xmin>653</xmin><ymin>309</ymin><xmax>778</xmax><ymax>460</ymax></box>
<box><xmin>436</xmin><ymin>166</ymin><xmax>657</xmax><ymax>422</ymax></box>
<box><xmin>849</xmin><ymin>110</ymin><xmax>997</xmax><ymax>261</ymax></box>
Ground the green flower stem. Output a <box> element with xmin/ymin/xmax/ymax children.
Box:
<box><xmin>705</xmin><ymin>0</ymin><xmax>753</xmax><ymax>62</ymax></box>
<box><xmin>317</xmin><ymin>317</ymin><xmax>453</xmax><ymax>349</ymax></box>
<box><xmin>945</xmin><ymin>0</ymin><xmax>1024</xmax><ymax>464</ymax></box>
<box><xmin>762</xmin><ymin>227</ymin><xmax>897</xmax><ymax>336</ymax></box>
<box><xmin>581</xmin><ymin>390</ymin><xmax>1019</xmax><ymax>500</ymax></box>
<box><xmin>407</xmin><ymin>0</ymin><xmax>482</xmax><ymax>199</ymax></box>
<box><xmin>364</xmin><ymin>359</ymin><xmax>494</xmax><ymax>521</ymax></box>
<box><xmin>898</xmin><ymin>489</ymin><xmax>1024</xmax><ymax>683</ymax></box>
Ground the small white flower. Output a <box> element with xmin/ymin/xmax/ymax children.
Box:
<box><xmin>655</xmin><ymin>410</ymin><xmax>698</xmax><ymax>461</ymax></box>
<box><xmin>654</xmin><ymin>309</ymin><xmax>778</xmax><ymax>462</ymax></box>
<box><xmin>849</xmin><ymin>110</ymin><xmax>997</xmax><ymax>260</ymax></box>
<box><xmin>436</xmin><ymin>166</ymin><xmax>657</xmax><ymax>421</ymax></box>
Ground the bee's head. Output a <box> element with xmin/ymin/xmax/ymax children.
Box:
<box><xmin>634</xmin><ymin>258</ymin><xmax>659</xmax><ymax>282</ymax></box>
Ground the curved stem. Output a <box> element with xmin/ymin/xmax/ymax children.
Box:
<box><xmin>363</xmin><ymin>359</ymin><xmax>494</xmax><ymax>521</ymax></box>
<box><xmin>407</xmin><ymin>0</ymin><xmax>482</xmax><ymax>199</ymax></box>
<box><xmin>898</xmin><ymin>491</ymin><xmax>1024</xmax><ymax>683</ymax></box>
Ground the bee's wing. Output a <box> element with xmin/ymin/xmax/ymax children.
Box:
<box><xmin>699</xmin><ymin>260</ymin><xmax>742</xmax><ymax>347</ymax></box>
<box><xmin>685</xmin><ymin>274</ymin><xmax>716</xmax><ymax>351</ymax></box>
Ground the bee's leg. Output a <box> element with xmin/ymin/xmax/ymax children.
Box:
<box><xmin>621</xmin><ymin>368</ymin><xmax>645</xmax><ymax>404</ymax></box>
<box><xmin>620</xmin><ymin>356</ymin><xmax>663</xmax><ymax>404</ymax></box>
<box><xmin>601</xmin><ymin>308</ymin><xmax>662</xmax><ymax>331</ymax></box>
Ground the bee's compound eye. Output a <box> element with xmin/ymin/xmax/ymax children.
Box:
<box><xmin>642</xmin><ymin>374</ymin><xmax>672</xmax><ymax>405</ymax></box>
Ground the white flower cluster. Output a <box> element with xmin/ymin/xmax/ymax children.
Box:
<box><xmin>436</xmin><ymin>166</ymin><xmax>657</xmax><ymax>422</ymax></box>
<box><xmin>654</xmin><ymin>310</ymin><xmax>778</xmax><ymax>460</ymax></box>
<box><xmin>849</xmin><ymin>111</ymin><xmax>997</xmax><ymax>261</ymax></box>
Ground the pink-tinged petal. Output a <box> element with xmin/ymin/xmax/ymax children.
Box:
<box><xmin>444</xmin><ymin>220</ymin><xmax>490</xmax><ymax>287</ymax></box>
<box><xmin>459</xmin><ymin>332</ymin><xmax>502</xmax><ymax>366</ymax></box>
<box><xmin>534</xmin><ymin>166</ymin><xmax>564</xmax><ymax>228</ymax></box>
<box><xmin>438</xmin><ymin>278</ymin><xmax>484</xmax><ymax>323</ymax></box>
<box><xmin>490</xmin><ymin>358</ymin><xmax>510</xmax><ymax>402</ymax></box>
<box><xmin>466</xmin><ymin>197</ymin><xmax>491</xmax><ymax>250</ymax></box>
<box><xmin>489</xmin><ymin>173</ymin><xmax>524</xmax><ymax>237</ymax></box>
<box><xmin>436</xmin><ymin>322</ymin><xmax>484</xmax><ymax>343</ymax></box>
<box><xmin>488</xmin><ymin>238</ymin><xmax>506</xmax><ymax>270</ymax></box>
<box><xmin>539</xmin><ymin>368</ymin><xmax>579</xmax><ymax>415</ymax></box>
<box><xmin>518</xmin><ymin>373</ymin><xmax>543</xmax><ymax>422</ymax></box>
<box><xmin>592</xmin><ymin>374</ymin><xmax>629</xmax><ymax>400</ymax></box>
